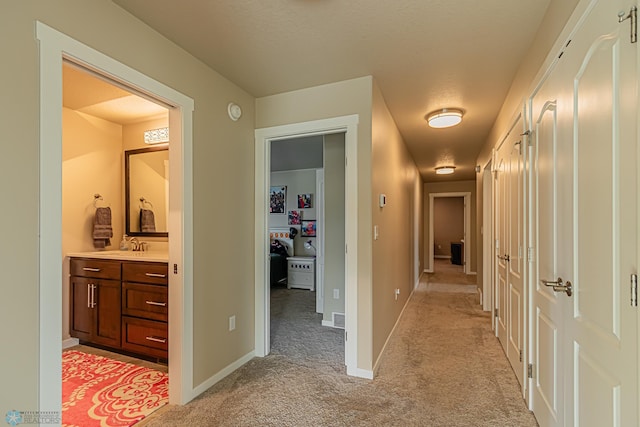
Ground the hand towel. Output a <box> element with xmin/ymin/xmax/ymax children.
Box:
<box><xmin>140</xmin><ymin>208</ymin><xmax>156</xmax><ymax>232</ymax></box>
<box><xmin>93</xmin><ymin>207</ymin><xmax>113</xmax><ymax>248</ymax></box>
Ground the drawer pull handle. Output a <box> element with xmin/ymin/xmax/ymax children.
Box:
<box><xmin>145</xmin><ymin>300</ymin><xmax>167</xmax><ymax>307</ymax></box>
<box><xmin>145</xmin><ymin>273</ymin><xmax>167</xmax><ymax>278</ymax></box>
<box><xmin>145</xmin><ymin>336</ymin><xmax>167</xmax><ymax>343</ymax></box>
<box><xmin>83</xmin><ymin>267</ymin><xmax>101</xmax><ymax>272</ymax></box>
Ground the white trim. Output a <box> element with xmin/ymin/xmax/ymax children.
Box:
<box><xmin>189</xmin><ymin>351</ymin><xmax>255</xmax><ymax>399</ymax></box>
<box><xmin>434</xmin><ymin>255</ymin><xmax>451</xmax><ymax>259</ymax></box>
<box><xmin>467</xmin><ymin>271</ymin><xmax>477</xmax><ymax>276</ymax></box>
<box><xmin>350</xmin><ymin>368</ymin><xmax>374</xmax><ymax>380</ymax></box>
<box><xmin>428</xmin><ymin>192</ymin><xmax>471</xmax><ymax>273</ymax></box>
<box><xmin>36</xmin><ymin>21</ymin><xmax>194</xmax><ymax>408</ymax></box>
<box><xmin>254</xmin><ymin>115</ymin><xmax>359</xmax><ymax>376</ymax></box>
<box><xmin>482</xmin><ymin>162</ymin><xmax>494</xmax><ymax>312</ymax></box>
<box><xmin>321</xmin><ymin>320</ymin><xmax>335</xmax><ymax>327</ymax></box>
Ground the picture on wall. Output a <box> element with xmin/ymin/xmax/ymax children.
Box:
<box><xmin>301</xmin><ymin>220</ymin><xmax>316</xmax><ymax>237</ymax></box>
<box><xmin>298</xmin><ymin>193</ymin><xmax>313</xmax><ymax>208</ymax></box>
<box><xmin>288</xmin><ymin>210</ymin><xmax>302</xmax><ymax>225</ymax></box>
<box><xmin>270</xmin><ymin>186</ymin><xmax>286</xmax><ymax>214</ymax></box>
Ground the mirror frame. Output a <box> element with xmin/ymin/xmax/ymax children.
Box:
<box><xmin>125</xmin><ymin>146</ymin><xmax>169</xmax><ymax>237</ymax></box>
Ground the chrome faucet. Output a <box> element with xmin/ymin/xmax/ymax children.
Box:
<box><xmin>129</xmin><ymin>237</ymin><xmax>147</xmax><ymax>251</ymax></box>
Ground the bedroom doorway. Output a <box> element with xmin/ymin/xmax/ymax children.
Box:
<box><xmin>427</xmin><ymin>192</ymin><xmax>471</xmax><ymax>274</ymax></box>
<box><xmin>255</xmin><ymin>115</ymin><xmax>361</xmax><ymax>377</ymax></box>
<box><xmin>267</xmin><ymin>133</ymin><xmax>346</xmax><ymax>367</ymax></box>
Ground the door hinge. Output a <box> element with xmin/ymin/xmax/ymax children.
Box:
<box><xmin>345</xmin><ymin>331</ymin><xmax>347</xmax><ymax>341</ymax></box>
<box><xmin>345</xmin><ymin>244</ymin><xmax>348</xmax><ymax>254</ymax></box>
<box><xmin>519</xmin><ymin>350</ymin><xmax>523</xmax><ymax>362</ymax></box>
<box><xmin>619</xmin><ymin>6</ymin><xmax>638</xmax><ymax>43</ymax></box>
<box><xmin>527</xmin><ymin>247</ymin><xmax>534</xmax><ymax>263</ymax></box>
<box><xmin>527</xmin><ymin>363</ymin><xmax>534</xmax><ymax>379</ymax></box>
<box><xmin>173</xmin><ymin>263</ymin><xmax>178</xmax><ymax>274</ymax></box>
<box><xmin>494</xmin><ymin>308</ymin><xmax>499</xmax><ymax>317</ymax></box>
<box><xmin>631</xmin><ymin>274</ymin><xmax>638</xmax><ymax>307</ymax></box>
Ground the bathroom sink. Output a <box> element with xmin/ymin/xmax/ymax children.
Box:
<box><xmin>66</xmin><ymin>250</ymin><xmax>169</xmax><ymax>262</ymax></box>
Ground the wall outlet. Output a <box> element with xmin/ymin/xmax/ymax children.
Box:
<box><xmin>229</xmin><ymin>315</ymin><xmax>236</xmax><ymax>331</ymax></box>
<box><xmin>333</xmin><ymin>289</ymin><xmax>340</xmax><ymax>299</ymax></box>
<box><xmin>395</xmin><ymin>288</ymin><xmax>400</xmax><ymax>300</ymax></box>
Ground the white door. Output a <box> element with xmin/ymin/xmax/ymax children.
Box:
<box><xmin>530</xmin><ymin>1</ymin><xmax>638</xmax><ymax>425</ymax></box>
<box><xmin>494</xmin><ymin>116</ymin><xmax>527</xmax><ymax>389</ymax></box>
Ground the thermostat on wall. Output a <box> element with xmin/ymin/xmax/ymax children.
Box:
<box><xmin>379</xmin><ymin>194</ymin><xmax>386</xmax><ymax>207</ymax></box>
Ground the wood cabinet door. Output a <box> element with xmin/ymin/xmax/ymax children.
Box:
<box><xmin>92</xmin><ymin>279</ymin><xmax>122</xmax><ymax>348</ymax></box>
<box><xmin>70</xmin><ymin>277</ymin><xmax>93</xmax><ymax>341</ymax></box>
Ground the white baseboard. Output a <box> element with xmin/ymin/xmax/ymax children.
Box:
<box><xmin>372</xmin><ymin>285</ymin><xmax>416</xmax><ymax>377</ymax></box>
<box><xmin>434</xmin><ymin>255</ymin><xmax>451</xmax><ymax>259</ymax></box>
<box><xmin>189</xmin><ymin>350</ymin><xmax>255</xmax><ymax>400</ymax></box>
<box><xmin>347</xmin><ymin>365</ymin><xmax>374</xmax><ymax>379</ymax></box>
<box><xmin>423</xmin><ymin>268</ymin><xmax>434</xmax><ymax>273</ymax></box>
<box><xmin>467</xmin><ymin>271</ymin><xmax>477</xmax><ymax>275</ymax></box>
<box><xmin>62</xmin><ymin>338</ymin><xmax>79</xmax><ymax>349</ymax></box>
<box><xmin>322</xmin><ymin>320</ymin><xmax>334</xmax><ymax>327</ymax></box>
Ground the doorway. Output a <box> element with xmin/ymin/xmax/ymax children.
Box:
<box><xmin>37</xmin><ymin>22</ymin><xmax>194</xmax><ymax>410</ymax></box>
<box><xmin>427</xmin><ymin>192</ymin><xmax>471</xmax><ymax>274</ymax></box>
<box><xmin>254</xmin><ymin>115</ymin><xmax>364</xmax><ymax>378</ymax></box>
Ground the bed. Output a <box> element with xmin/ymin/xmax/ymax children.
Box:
<box><xmin>269</xmin><ymin>228</ymin><xmax>294</xmax><ymax>285</ymax></box>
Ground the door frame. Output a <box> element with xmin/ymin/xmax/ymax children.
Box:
<box><xmin>482</xmin><ymin>162</ymin><xmax>494</xmax><ymax>313</ymax></box>
<box><xmin>37</xmin><ymin>22</ymin><xmax>195</xmax><ymax>409</ymax></box>
<box><xmin>254</xmin><ymin>115</ymin><xmax>362</xmax><ymax>377</ymax></box>
<box><xmin>427</xmin><ymin>192</ymin><xmax>471</xmax><ymax>273</ymax></box>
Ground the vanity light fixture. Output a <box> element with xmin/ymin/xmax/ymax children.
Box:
<box><xmin>426</xmin><ymin>108</ymin><xmax>464</xmax><ymax>128</ymax></box>
<box><xmin>435</xmin><ymin>166</ymin><xmax>456</xmax><ymax>175</ymax></box>
<box><xmin>144</xmin><ymin>127</ymin><xmax>169</xmax><ymax>144</ymax></box>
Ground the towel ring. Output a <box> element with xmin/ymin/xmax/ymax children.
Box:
<box><xmin>139</xmin><ymin>197</ymin><xmax>154</xmax><ymax>209</ymax></box>
<box><xmin>93</xmin><ymin>194</ymin><xmax>109</xmax><ymax>208</ymax></box>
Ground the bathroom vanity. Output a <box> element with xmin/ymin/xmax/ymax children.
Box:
<box><xmin>68</xmin><ymin>251</ymin><xmax>168</xmax><ymax>361</ymax></box>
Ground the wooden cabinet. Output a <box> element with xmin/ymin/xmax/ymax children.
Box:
<box><xmin>69</xmin><ymin>257</ymin><xmax>168</xmax><ymax>360</ymax></box>
<box><xmin>69</xmin><ymin>259</ymin><xmax>121</xmax><ymax>348</ymax></box>
<box><xmin>121</xmin><ymin>262</ymin><xmax>168</xmax><ymax>359</ymax></box>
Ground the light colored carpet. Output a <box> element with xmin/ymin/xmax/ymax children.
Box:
<box><xmin>141</xmin><ymin>276</ymin><xmax>537</xmax><ymax>426</ymax></box>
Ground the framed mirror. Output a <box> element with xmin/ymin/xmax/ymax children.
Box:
<box><xmin>125</xmin><ymin>146</ymin><xmax>169</xmax><ymax>237</ymax></box>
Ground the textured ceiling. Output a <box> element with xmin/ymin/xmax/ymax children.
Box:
<box><xmin>112</xmin><ymin>0</ymin><xmax>551</xmax><ymax>181</ymax></box>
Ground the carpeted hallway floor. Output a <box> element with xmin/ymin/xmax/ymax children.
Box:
<box><xmin>141</xmin><ymin>261</ymin><xmax>538</xmax><ymax>426</ymax></box>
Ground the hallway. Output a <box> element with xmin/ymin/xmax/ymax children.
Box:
<box><xmin>141</xmin><ymin>271</ymin><xmax>536</xmax><ymax>426</ymax></box>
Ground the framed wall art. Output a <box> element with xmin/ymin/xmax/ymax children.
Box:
<box><xmin>270</xmin><ymin>186</ymin><xmax>286</xmax><ymax>214</ymax></box>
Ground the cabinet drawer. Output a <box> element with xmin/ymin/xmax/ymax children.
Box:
<box><xmin>122</xmin><ymin>283</ymin><xmax>168</xmax><ymax>322</ymax></box>
<box><xmin>71</xmin><ymin>258</ymin><xmax>121</xmax><ymax>280</ymax></box>
<box><xmin>122</xmin><ymin>262</ymin><xmax>168</xmax><ymax>285</ymax></box>
<box><xmin>121</xmin><ymin>316</ymin><xmax>168</xmax><ymax>358</ymax></box>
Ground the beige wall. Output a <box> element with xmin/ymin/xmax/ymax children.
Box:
<box><xmin>256</xmin><ymin>76</ymin><xmax>375</xmax><ymax>369</ymax></box>
<box><xmin>424</xmin><ymin>180</ymin><xmax>477</xmax><ymax>272</ymax></box>
<box><xmin>371</xmin><ymin>79</ymin><xmax>423</xmax><ymax>367</ymax></box>
<box><xmin>323</xmin><ymin>133</ymin><xmax>346</xmax><ymax>321</ymax></box>
<box><xmin>1</xmin><ymin>0</ymin><xmax>255</xmax><ymax>412</ymax></box>
<box><xmin>474</xmin><ymin>0</ymin><xmax>580</xmax><ymax>291</ymax></box>
<box><xmin>433</xmin><ymin>197</ymin><xmax>464</xmax><ymax>257</ymax></box>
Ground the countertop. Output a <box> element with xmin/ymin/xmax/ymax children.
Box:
<box><xmin>67</xmin><ymin>250</ymin><xmax>169</xmax><ymax>263</ymax></box>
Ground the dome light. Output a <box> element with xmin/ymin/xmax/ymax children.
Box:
<box><xmin>426</xmin><ymin>108</ymin><xmax>463</xmax><ymax>128</ymax></box>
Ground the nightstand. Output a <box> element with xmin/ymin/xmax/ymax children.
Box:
<box><xmin>286</xmin><ymin>256</ymin><xmax>315</xmax><ymax>291</ymax></box>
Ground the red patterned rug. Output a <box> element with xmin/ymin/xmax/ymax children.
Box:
<box><xmin>62</xmin><ymin>350</ymin><xmax>168</xmax><ymax>427</ymax></box>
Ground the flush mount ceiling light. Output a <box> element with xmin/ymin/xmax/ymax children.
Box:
<box><xmin>435</xmin><ymin>166</ymin><xmax>456</xmax><ymax>175</ymax></box>
<box><xmin>426</xmin><ymin>108</ymin><xmax>464</xmax><ymax>128</ymax></box>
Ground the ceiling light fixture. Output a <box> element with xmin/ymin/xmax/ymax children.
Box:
<box><xmin>426</xmin><ymin>108</ymin><xmax>464</xmax><ymax>128</ymax></box>
<box><xmin>435</xmin><ymin>166</ymin><xmax>456</xmax><ymax>175</ymax></box>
